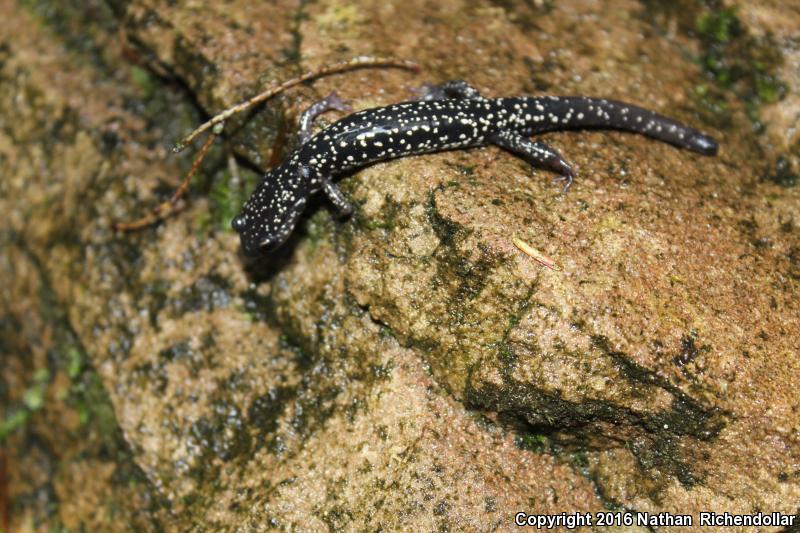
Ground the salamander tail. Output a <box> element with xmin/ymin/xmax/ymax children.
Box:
<box><xmin>521</xmin><ymin>96</ymin><xmax>718</xmax><ymax>156</ymax></box>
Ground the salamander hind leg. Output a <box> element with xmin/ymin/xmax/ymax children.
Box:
<box><xmin>298</xmin><ymin>92</ymin><xmax>352</xmax><ymax>144</ymax></box>
<box><xmin>411</xmin><ymin>80</ymin><xmax>483</xmax><ymax>101</ymax></box>
<box><xmin>491</xmin><ymin>130</ymin><xmax>576</xmax><ymax>192</ymax></box>
<box><xmin>321</xmin><ymin>177</ymin><xmax>354</xmax><ymax>217</ymax></box>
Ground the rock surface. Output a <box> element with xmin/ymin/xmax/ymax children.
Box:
<box><xmin>2</xmin><ymin>0</ymin><xmax>798</xmax><ymax>530</ymax></box>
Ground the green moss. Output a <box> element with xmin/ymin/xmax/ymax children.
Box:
<box><xmin>1</xmin><ymin>265</ymin><xmax>120</xmax><ymax>447</ymax></box>
<box><xmin>4</xmin><ymin>310</ymin><xmax>160</xmax><ymax>525</ymax></box>
<box><xmin>130</xmin><ymin>66</ymin><xmax>158</xmax><ymax>98</ymax></box>
<box><xmin>22</xmin><ymin>379</ymin><xmax>46</xmax><ymax>410</ymax></box>
<box><xmin>426</xmin><ymin>185</ymin><xmax>461</xmax><ymax>247</ymax></box>
<box><xmin>466</xmin><ymin>331</ymin><xmax>728</xmax><ymax>488</ymax></box>
<box><xmin>303</xmin><ymin>209</ymin><xmax>331</xmax><ymax>251</ymax></box>
<box><xmin>515</xmin><ymin>432</ymin><xmax>548</xmax><ymax>453</ymax></box>
<box><xmin>570</xmin><ymin>450</ymin><xmax>589</xmax><ymax>469</ymax></box>
<box><xmin>592</xmin><ymin>335</ymin><xmax>726</xmax><ymax>440</ymax></box>
<box><xmin>378</xmin><ymin>325</ymin><xmax>395</xmax><ymax>339</ymax></box>
<box><xmin>497</xmin><ymin>343</ymin><xmax>517</xmax><ymax>367</ymax></box>
<box><xmin>696</xmin><ymin>7</ymin><xmax>784</xmax><ymax>125</ymax></box>
<box><xmin>197</xmin><ymin>162</ymin><xmax>261</xmax><ymax>233</ymax></box>
<box><xmin>71</xmin><ymin>371</ymin><xmax>121</xmax><ymax>437</ymax></box>
<box><xmin>0</xmin><ymin>409</ymin><xmax>30</xmax><ymax>442</ymax></box>
<box><xmin>65</xmin><ymin>346</ymin><xmax>83</xmax><ymax>379</ymax></box>
<box><xmin>696</xmin><ymin>6</ymin><xmax>738</xmax><ymax>44</ymax></box>
<box><xmin>427</xmin><ymin>190</ymin><xmax>500</xmax><ymax>305</ymax></box>
<box><xmin>640</xmin><ymin>1</ymin><xmax>786</xmax><ymax>128</ymax></box>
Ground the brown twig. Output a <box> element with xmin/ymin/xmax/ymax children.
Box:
<box><xmin>117</xmin><ymin>7</ymin><xmax>173</xmax><ymax>81</ymax></box>
<box><xmin>114</xmin><ymin>56</ymin><xmax>419</xmax><ymax>232</ymax></box>
<box><xmin>112</xmin><ymin>129</ymin><xmax>218</xmax><ymax>231</ymax></box>
<box><xmin>172</xmin><ymin>56</ymin><xmax>420</xmax><ymax>152</ymax></box>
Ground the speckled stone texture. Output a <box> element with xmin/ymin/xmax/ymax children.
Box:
<box><xmin>1</xmin><ymin>0</ymin><xmax>798</xmax><ymax>530</ymax></box>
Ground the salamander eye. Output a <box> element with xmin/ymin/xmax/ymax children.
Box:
<box><xmin>231</xmin><ymin>215</ymin><xmax>247</xmax><ymax>232</ymax></box>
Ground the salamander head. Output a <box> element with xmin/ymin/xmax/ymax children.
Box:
<box><xmin>231</xmin><ymin>164</ymin><xmax>308</xmax><ymax>256</ymax></box>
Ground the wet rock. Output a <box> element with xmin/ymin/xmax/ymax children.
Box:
<box><xmin>2</xmin><ymin>0</ymin><xmax>799</xmax><ymax>529</ymax></box>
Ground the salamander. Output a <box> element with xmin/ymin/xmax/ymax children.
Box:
<box><xmin>231</xmin><ymin>80</ymin><xmax>718</xmax><ymax>256</ymax></box>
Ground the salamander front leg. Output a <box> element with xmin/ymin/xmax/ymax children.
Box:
<box><xmin>298</xmin><ymin>92</ymin><xmax>352</xmax><ymax>144</ymax></box>
<box><xmin>490</xmin><ymin>130</ymin><xmax>576</xmax><ymax>192</ymax></box>
<box><xmin>321</xmin><ymin>177</ymin><xmax>354</xmax><ymax>217</ymax></box>
<box><xmin>412</xmin><ymin>80</ymin><xmax>483</xmax><ymax>101</ymax></box>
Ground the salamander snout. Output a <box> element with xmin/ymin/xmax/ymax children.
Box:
<box><xmin>231</xmin><ymin>213</ymin><xmax>264</xmax><ymax>257</ymax></box>
<box><xmin>231</xmin><ymin>194</ymin><xmax>308</xmax><ymax>257</ymax></box>
<box><xmin>231</xmin><ymin>215</ymin><xmax>247</xmax><ymax>232</ymax></box>
<box><xmin>230</xmin><ymin>214</ymin><xmax>264</xmax><ymax>256</ymax></box>
<box><xmin>230</xmin><ymin>161</ymin><xmax>311</xmax><ymax>256</ymax></box>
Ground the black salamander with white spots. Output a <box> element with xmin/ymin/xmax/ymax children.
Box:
<box><xmin>232</xmin><ymin>80</ymin><xmax>718</xmax><ymax>255</ymax></box>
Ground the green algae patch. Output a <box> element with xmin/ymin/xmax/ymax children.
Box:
<box><xmin>1</xmin><ymin>244</ymin><xmax>166</xmax><ymax>530</ymax></box>
<box><xmin>694</xmin><ymin>6</ymin><xmax>785</xmax><ymax>126</ymax></box>
<box><xmin>640</xmin><ymin>0</ymin><xmax>786</xmax><ymax>128</ymax></box>
<box><xmin>466</xmin><ymin>375</ymin><xmax>719</xmax><ymax>489</ymax></box>
<box><xmin>196</xmin><ymin>157</ymin><xmax>263</xmax><ymax>234</ymax></box>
